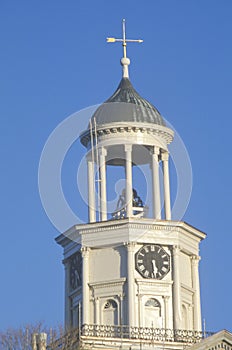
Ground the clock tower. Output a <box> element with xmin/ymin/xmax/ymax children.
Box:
<box><xmin>56</xmin><ymin>21</ymin><xmax>206</xmax><ymax>349</ymax></box>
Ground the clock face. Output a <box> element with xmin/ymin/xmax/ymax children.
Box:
<box><xmin>70</xmin><ymin>252</ymin><xmax>82</xmax><ymax>290</ymax></box>
<box><xmin>135</xmin><ymin>244</ymin><xmax>170</xmax><ymax>279</ymax></box>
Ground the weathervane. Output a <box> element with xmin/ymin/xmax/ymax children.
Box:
<box><xmin>107</xmin><ymin>19</ymin><xmax>143</xmax><ymax>78</ymax></box>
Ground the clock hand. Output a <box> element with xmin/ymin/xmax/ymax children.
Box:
<box><xmin>152</xmin><ymin>259</ymin><xmax>158</xmax><ymax>276</ymax></box>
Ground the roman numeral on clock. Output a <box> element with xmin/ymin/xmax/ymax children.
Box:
<box><xmin>135</xmin><ymin>244</ymin><xmax>170</xmax><ymax>280</ymax></box>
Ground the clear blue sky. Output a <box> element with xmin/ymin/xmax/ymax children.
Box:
<box><xmin>1</xmin><ymin>0</ymin><xmax>232</xmax><ymax>333</ymax></box>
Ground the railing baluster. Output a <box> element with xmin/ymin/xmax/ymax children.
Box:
<box><xmin>46</xmin><ymin>325</ymin><xmax>215</xmax><ymax>349</ymax></box>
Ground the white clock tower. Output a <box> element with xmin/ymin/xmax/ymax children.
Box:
<box><xmin>56</xmin><ymin>21</ymin><xmax>206</xmax><ymax>349</ymax></box>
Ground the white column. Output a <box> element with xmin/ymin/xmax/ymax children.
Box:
<box><xmin>64</xmin><ymin>260</ymin><xmax>72</xmax><ymax>330</ymax></box>
<box><xmin>140</xmin><ymin>296</ymin><xmax>144</xmax><ymax>327</ymax></box>
<box><xmin>81</xmin><ymin>247</ymin><xmax>90</xmax><ymax>325</ymax></box>
<box><xmin>188</xmin><ymin>304</ymin><xmax>193</xmax><ymax>329</ymax></box>
<box><xmin>162</xmin><ymin>296</ymin><xmax>170</xmax><ymax>329</ymax></box>
<box><xmin>119</xmin><ymin>294</ymin><xmax>123</xmax><ymax>325</ymax></box>
<box><xmin>126</xmin><ymin>242</ymin><xmax>135</xmax><ymax>328</ymax></box>
<box><xmin>138</xmin><ymin>294</ymin><xmax>142</xmax><ymax>328</ymax></box>
<box><xmin>152</xmin><ymin>146</ymin><xmax>161</xmax><ymax>219</ymax></box>
<box><xmin>125</xmin><ymin>145</ymin><xmax>133</xmax><ymax>217</ymax></box>
<box><xmin>162</xmin><ymin>152</ymin><xmax>171</xmax><ymax>220</ymax></box>
<box><xmin>191</xmin><ymin>255</ymin><xmax>202</xmax><ymax>331</ymax></box>
<box><xmin>87</xmin><ymin>158</ymin><xmax>96</xmax><ymax>223</ymax></box>
<box><xmin>95</xmin><ymin>297</ymin><xmax>100</xmax><ymax>325</ymax></box>
<box><xmin>172</xmin><ymin>246</ymin><xmax>182</xmax><ymax>330</ymax></box>
<box><xmin>99</xmin><ymin>147</ymin><xmax>107</xmax><ymax>221</ymax></box>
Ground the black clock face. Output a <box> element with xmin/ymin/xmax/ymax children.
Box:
<box><xmin>70</xmin><ymin>252</ymin><xmax>82</xmax><ymax>290</ymax></box>
<box><xmin>135</xmin><ymin>244</ymin><xmax>170</xmax><ymax>279</ymax></box>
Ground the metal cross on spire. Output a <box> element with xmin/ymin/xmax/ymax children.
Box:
<box><xmin>107</xmin><ymin>19</ymin><xmax>143</xmax><ymax>78</ymax></box>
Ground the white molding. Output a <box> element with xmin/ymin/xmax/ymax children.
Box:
<box><xmin>81</xmin><ymin>122</ymin><xmax>174</xmax><ymax>149</ymax></box>
<box><xmin>56</xmin><ymin>219</ymin><xmax>206</xmax><ymax>243</ymax></box>
<box><xmin>89</xmin><ymin>278</ymin><xmax>126</xmax><ymax>290</ymax></box>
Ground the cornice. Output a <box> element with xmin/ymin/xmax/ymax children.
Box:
<box><xmin>81</xmin><ymin>122</ymin><xmax>174</xmax><ymax>148</ymax></box>
<box><xmin>56</xmin><ymin>219</ymin><xmax>206</xmax><ymax>247</ymax></box>
<box><xmin>89</xmin><ymin>278</ymin><xmax>126</xmax><ymax>289</ymax></box>
<box><xmin>135</xmin><ymin>278</ymin><xmax>173</xmax><ymax>287</ymax></box>
<box><xmin>80</xmin><ymin>220</ymin><xmax>206</xmax><ymax>240</ymax></box>
<box><xmin>189</xmin><ymin>330</ymin><xmax>232</xmax><ymax>350</ymax></box>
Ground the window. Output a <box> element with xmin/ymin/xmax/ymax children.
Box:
<box><xmin>103</xmin><ymin>299</ymin><xmax>118</xmax><ymax>326</ymax></box>
<box><xmin>144</xmin><ymin>298</ymin><xmax>162</xmax><ymax>328</ymax></box>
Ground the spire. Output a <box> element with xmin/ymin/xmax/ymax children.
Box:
<box><xmin>107</xmin><ymin>19</ymin><xmax>143</xmax><ymax>79</ymax></box>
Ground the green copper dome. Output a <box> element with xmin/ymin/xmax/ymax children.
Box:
<box><xmin>91</xmin><ymin>77</ymin><xmax>166</xmax><ymax>126</ymax></box>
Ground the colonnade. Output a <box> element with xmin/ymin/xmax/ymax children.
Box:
<box><xmin>87</xmin><ymin>144</ymin><xmax>172</xmax><ymax>222</ymax></box>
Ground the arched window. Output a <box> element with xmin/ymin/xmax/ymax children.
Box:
<box><xmin>103</xmin><ymin>299</ymin><xmax>118</xmax><ymax>326</ymax></box>
<box><xmin>145</xmin><ymin>298</ymin><xmax>161</xmax><ymax>309</ymax></box>
<box><xmin>144</xmin><ymin>298</ymin><xmax>162</xmax><ymax>328</ymax></box>
<box><xmin>104</xmin><ymin>300</ymin><xmax>117</xmax><ymax>310</ymax></box>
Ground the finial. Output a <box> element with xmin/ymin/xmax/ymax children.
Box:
<box><xmin>107</xmin><ymin>19</ymin><xmax>143</xmax><ymax>79</ymax></box>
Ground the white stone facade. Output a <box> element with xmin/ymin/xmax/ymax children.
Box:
<box><xmin>56</xmin><ymin>219</ymin><xmax>205</xmax><ymax>333</ymax></box>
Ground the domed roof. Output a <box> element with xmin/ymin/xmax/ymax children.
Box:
<box><xmin>91</xmin><ymin>77</ymin><xmax>166</xmax><ymax>127</ymax></box>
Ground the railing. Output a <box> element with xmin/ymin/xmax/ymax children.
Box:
<box><xmin>112</xmin><ymin>205</ymin><xmax>149</xmax><ymax>220</ymax></box>
<box><xmin>47</xmin><ymin>325</ymin><xmax>214</xmax><ymax>349</ymax></box>
<box><xmin>81</xmin><ymin>324</ymin><xmax>214</xmax><ymax>344</ymax></box>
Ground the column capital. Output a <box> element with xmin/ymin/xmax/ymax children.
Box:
<box><xmin>161</xmin><ymin>151</ymin><xmax>169</xmax><ymax>161</ymax></box>
<box><xmin>86</xmin><ymin>152</ymin><xmax>93</xmax><ymax>162</ymax></box>
<box><xmin>172</xmin><ymin>245</ymin><xmax>181</xmax><ymax>255</ymax></box>
<box><xmin>124</xmin><ymin>241</ymin><xmax>136</xmax><ymax>251</ymax></box>
<box><xmin>151</xmin><ymin>151</ymin><xmax>159</xmax><ymax>162</ymax></box>
<box><xmin>114</xmin><ymin>294</ymin><xmax>123</xmax><ymax>303</ymax></box>
<box><xmin>124</xmin><ymin>144</ymin><xmax>132</xmax><ymax>153</ymax></box>
<box><xmin>191</xmin><ymin>254</ymin><xmax>201</xmax><ymax>260</ymax></box>
<box><xmin>118</xmin><ymin>293</ymin><xmax>124</xmax><ymax>301</ymax></box>
<box><xmin>81</xmin><ymin>246</ymin><xmax>90</xmax><ymax>258</ymax></box>
<box><xmin>98</xmin><ymin>146</ymin><xmax>107</xmax><ymax>157</ymax></box>
<box><xmin>162</xmin><ymin>295</ymin><xmax>170</xmax><ymax>301</ymax></box>
<box><xmin>153</xmin><ymin>146</ymin><xmax>160</xmax><ymax>155</ymax></box>
<box><xmin>191</xmin><ymin>255</ymin><xmax>201</xmax><ymax>264</ymax></box>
